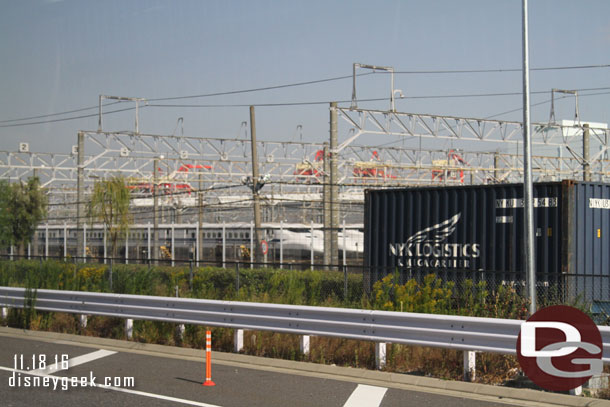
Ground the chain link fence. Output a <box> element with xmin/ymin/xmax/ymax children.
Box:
<box><xmin>1</xmin><ymin>253</ymin><xmax>608</xmax><ymax>323</ymax></box>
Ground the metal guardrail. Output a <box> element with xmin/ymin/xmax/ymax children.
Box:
<box><xmin>1</xmin><ymin>286</ymin><xmax>610</xmax><ymax>363</ymax></box>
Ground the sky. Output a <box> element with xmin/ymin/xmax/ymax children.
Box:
<box><xmin>1</xmin><ymin>0</ymin><xmax>609</xmax><ymax>155</ymax></box>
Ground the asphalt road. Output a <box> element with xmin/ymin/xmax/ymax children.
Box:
<box><xmin>0</xmin><ymin>328</ymin><xmax>598</xmax><ymax>407</ymax></box>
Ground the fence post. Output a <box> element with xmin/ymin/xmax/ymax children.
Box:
<box><xmin>235</xmin><ymin>262</ymin><xmax>240</xmax><ymax>293</ymax></box>
<box><xmin>83</xmin><ymin>223</ymin><xmax>87</xmax><ymax>264</ymax></box>
<box><xmin>234</xmin><ymin>329</ymin><xmax>244</xmax><ymax>353</ymax></box>
<box><xmin>250</xmin><ymin>221</ymin><xmax>254</xmax><ymax>269</ymax></box>
<box><xmin>109</xmin><ymin>260</ymin><xmax>113</xmax><ymax>291</ymax></box>
<box><xmin>375</xmin><ymin>342</ymin><xmax>386</xmax><ymax>370</ymax></box>
<box><xmin>463</xmin><ymin>351</ymin><xmax>476</xmax><ymax>382</ymax></box>
<box><xmin>146</xmin><ymin>224</ymin><xmax>151</xmax><ymax>265</ymax></box>
<box><xmin>174</xmin><ymin>285</ymin><xmax>185</xmax><ymax>342</ymax></box>
<box><xmin>342</xmin><ymin>220</ymin><xmax>346</xmax><ymax>267</ymax></box>
<box><xmin>280</xmin><ymin>220</ymin><xmax>283</xmax><ymax>268</ymax></box>
<box><xmin>125</xmin><ymin>318</ymin><xmax>133</xmax><ymax>340</ymax></box>
<box><xmin>222</xmin><ymin>222</ymin><xmax>226</xmax><ymax>269</ymax></box>
<box><xmin>171</xmin><ymin>224</ymin><xmax>175</xmax><ymax>267</ymax></box>
<box><xmin>195</xmin><ymin>223</ymin><xmax>200</xmax><ymax>268</ymax></box>
<box><xmin>45</xmin><ymin>224</ymin><xmax>49</xmax><ymax>260</ymax></box>
<box><xmin>125</xmin><ymin>228</ymin><xmax>129</xmax><ymax>265</ymax></box>
<box><xmin>103</xmin><ymin>227</ymin><xmax>107</xmax><ymax>264</ymax></box>
<box><xmin>310</xmin><ymin>221</ymin><xmax>314</xmax><ymax>271</ymax></box>
<box><xmin>343</xmin><ymin>265</ymin><xmax>348</xmax><ymax>302</ymax></box>
<box><xmin>300</xmin><ymin>335</ymin><xmax>310</xmax><ymax>355</ymax></box>
<box><xmin>189</xmin><ymin>260</ymin><xmax>194</xmax><ymax>290</ymax></box>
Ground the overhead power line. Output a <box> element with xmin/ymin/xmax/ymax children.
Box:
<box><xmin>391</xmin><ymin>63</ymin><xmax>610</xmax><ymax>75</ymax></box>
<box><xmin>0</xmin><ymin>107</ymin><xmax>137</xmax><ymax>128</ymax></box>
<box><xmin>4</xmin><ymin>87</ymin><xmax>610</xmax><ymax>128</ymax></box>
<box><xmin>147</xmin><ymin>87</ymin><xmax>610</xmax><ymax>109</ymax></box>
<box><xmin>0</xmin><ymin>102</ymin><xmax>123</xmax><ymax>124</ymax></box>
<box><xmin>2</xmin><ymin>63</ymin><xmax>609</xmax><ymax>126</ymax></box>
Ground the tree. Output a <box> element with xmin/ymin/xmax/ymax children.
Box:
<box><xmin>87</xmin><ymin>176</ymin><xmax>132</xmax><ymax>260</ymax></box>
<box><xmin>0</xmin><ymin>180</ymin><xmax>13</xmax><ymax>246</ymax></box>
<box><xmin>0</xmin><ymin>177</ymin><xmax>48</xmax><ymax>255</ymax></box>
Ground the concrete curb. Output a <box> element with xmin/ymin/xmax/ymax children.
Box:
<box><xmin>0</xmin><ymin>327</ymin><xmax>608</xmax><ymax>407</ymax></box>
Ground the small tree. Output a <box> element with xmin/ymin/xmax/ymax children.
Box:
<box><xmin>0</xmin><ymin>177</ymin><xmax>48</xmax><ymax>255</ymax></box>
<box><xmin>0</xmin><ymin>180</ymin><xmax>12</xmax><ymax>246</ymax></box>
<box><xmin>88</xmin><ymin>176</ymin><xmax>131</xmax><ymax>261</ymax></box>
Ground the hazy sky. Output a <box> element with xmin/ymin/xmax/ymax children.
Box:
<box><xmin>1</xmin><ymin>0</ymin><xmax>609</xmax><ymax>154</ymax></box>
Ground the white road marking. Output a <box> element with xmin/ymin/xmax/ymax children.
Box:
<box><xmin>98</xmin><ymin>384</ymin><xmax>223</xmax><ymax>407</ymax></box>
<box><xmin>32</xmin><ymin>349</ymin><xmax>117</xmax><ymax>374</ymax></box>
<box><xmin>343</xmin><ymin>384</ymin><xmax>388</xmax><ymax>407</ymax></box>
<box><xmin>0</xmin><ymin>365</ymin><xmax>223</xmax><ymax>407</ymax></box>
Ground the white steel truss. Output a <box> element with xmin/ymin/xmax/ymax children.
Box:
<box><xmin>1</xmin><ymin>107</ymin><xmax>608</xmax><ymax>224</ymax></box>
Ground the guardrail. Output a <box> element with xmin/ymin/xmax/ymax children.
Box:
<box><xmin>2</xmin><ymin>286</ymin><xmax>610</xmax><ymax>382</ymax></box>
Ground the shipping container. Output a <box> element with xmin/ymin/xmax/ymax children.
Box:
<box><xmin>364</xmin><ymin>180</ymin><xmax>610</xmax><ymax>303</ymax></box>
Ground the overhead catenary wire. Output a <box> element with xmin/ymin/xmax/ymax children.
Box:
<box><xmin>4</xmin><ymin>87</ymin><xmax>608</xmax><ymax>128</ymax></box>
<box><xmin>147</xmin><ymin>87</ymin><xmax>610</xmax><ymax>109</ymax></box>
<box><xmin>1</xmin><ymin>63</ymin><xmax>609</xmax><ymax>126</ymax></box>
<box><xmin>2</xmin><ymin>87</ymin><xmax>609</xmax><ymax>128</ymax></box>
<box><xmin>0</xmin><ymin>106</ymin><xmax>138</xmax><ymax>128</ymax></box>
<box><xmin>0</xmin><ymin>101</ymin><xmax>123</xmax><ymax>124</ymax></box>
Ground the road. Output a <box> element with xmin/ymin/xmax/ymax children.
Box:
<box><xmin>0</xmin><ymin>327</ymin><xmax>597</xmax><ymax>407</ymax></box>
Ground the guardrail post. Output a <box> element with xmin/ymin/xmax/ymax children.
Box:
<box><xmin>234</xmin><ymin>329</ymin><xmax>244</xmax><ymax>352</ymax></box>
<box><xmin>79</xmin><ymin>314</ymin><xmax>88</xmax><ymax>329</ymax></box>
<box><xmin>569</xmin><ymin>386</ymin><xmax>582</xmax><ymax>396</ymax></box>
<box><xmin>175</xmin><ymin>286</ymin><xmax>185</xmax><ymax>341</ymax></box>
<box><xmin>125</xmin><ymin>319</ymin><xmax>133</xmax><ymax>340</ymax></box>
<box><xmin>300</xmin><ymin>335</ymin><xmax>310</xmax><ymax>355</ymax></box>
<box><xmin>177</xmin><ymin>324</ymin><xmax>185</xmax><ymax>342</ymax></box>
<box><xmin>463</xmin><ymin>350</ymin><xmax>476</xmax><ymax>382</ymax></box>
<box><xmin>1</xmin><ymin>307</ymin><xmax>7</xmax><ymax>322</ymax></box>
<box><xmin>375</xmin><ymin>342</ymin><xmax>386</xmax><ymax>370</ymax></box>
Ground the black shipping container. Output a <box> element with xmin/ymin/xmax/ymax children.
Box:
<box><xmin>364</xmin><ymin>180</ymin><xmax>610</xmax><ymax>302</ymax></box>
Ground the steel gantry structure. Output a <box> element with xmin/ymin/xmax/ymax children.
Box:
<box><xmin>1</xmin><ymin>107</ymin><xmax>609</xmax><ymax>224</ymax></box>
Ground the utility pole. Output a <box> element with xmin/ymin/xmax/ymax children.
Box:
<box><xmin>250</xmin><ymin>106</ymin><xmax>263</xmax><ymax>265</ymax></box>
<box><xmin>153</xmin><ymin>158</ymin><xmax>160</xmax><ymax>264</ymax></box>
<box><xmin>323</xmin><ymin>143</ymin><xmax>331</xmax><ymax>269</ymax></box>
<box><xmin>522</xmin><ymin>0</ymin><xmax>536</xmax><ymax>314</ymax></box>
<box><xmin>330</xmin><ymin>102</ymin><xmax>339</xmax><ymax>269</ymax></box>
<box><xmin>198</xmin><ymin>173</ymin><xmax>203</xmax><ymax>264</ymax></box>
<box><xmin>76</xmin><ymin>131</ymin><xmax>85</xmax><ymax>262</ymax></box>
<box><xmin>583</xmin><ymin>123</ymin><xmax>591</xmax><ymax>181</ymax></box>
